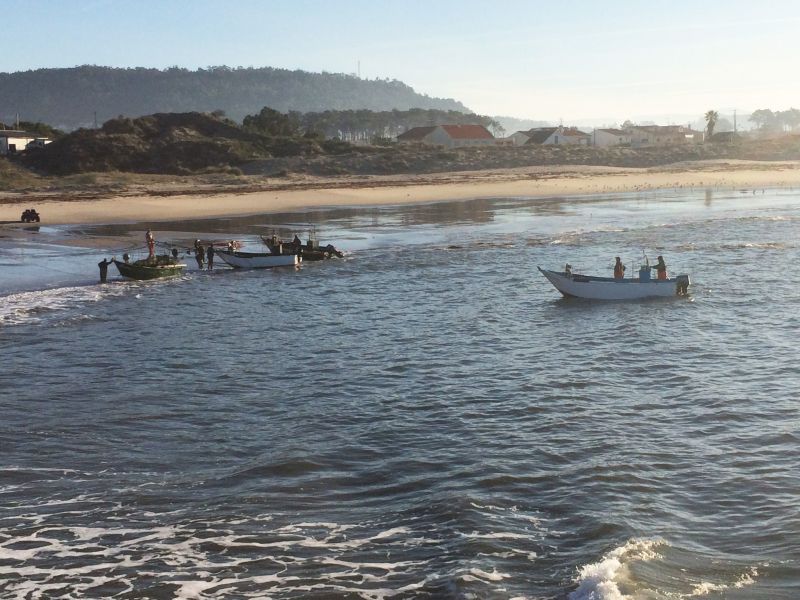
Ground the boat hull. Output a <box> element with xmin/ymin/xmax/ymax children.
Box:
<box><xmin>113</xmin><ymin>259</ymin><xmax>186</xmax><ymax>280</ymax></box>
<box><xmin>215</xmin><ymin>249</ymin><xmax>300</xmax><ymax>269</ymax></box>
<box><xmin>538</xmin><ymin>267</ymin><xmax>690</xmax><ymax>300</ymax></box>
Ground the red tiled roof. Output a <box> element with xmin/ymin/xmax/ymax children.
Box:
<box><xmin>397</xmin><ymin>126</ymin><xmax>438</xmax><ymax>141</ymax></box>
<box><xmin>561</xmin><ymin>127</ymin><xmax>589</xmax><ymax>137</ymax></box>
<box><xmin>440</xmin><ymin>124</ymin><xmax>494</xmax><ymax>140</ymax></box>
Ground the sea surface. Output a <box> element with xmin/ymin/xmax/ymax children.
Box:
<box><xmin>1</xmin><ymin>188</ymin><xmax>800</xmax><ymax>599</ymax></box>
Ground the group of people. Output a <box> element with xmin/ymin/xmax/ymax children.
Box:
<box><xmin>614</xmin><ymin>256</ymin><xmax>667</xmax><ymax>280</ymax></box>
<box><xmin>193</xmin><ymin>239</ymin><xmax>215</xmax><ymax>270</ymax></box>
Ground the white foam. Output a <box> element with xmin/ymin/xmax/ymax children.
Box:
<box><xmin>569</xmin><ymin>538</ymin><xmax>664</xmax><ymax>600</ymax></box>
<box><xmin>0</xmin><ymin>284</ymin><xmax>127</xmax><ymax>326</ymax></box>
<box><xmin>690</xmin><ymin>566</ymin><xmax>758</xmax><ymax>596</ymax></box>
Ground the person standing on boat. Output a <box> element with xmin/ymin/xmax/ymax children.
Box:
<box><xmin>206</xmin><ymin>244</ymin><xmax>215</xmax><ymax>271</ymax></box>
<box><xmin>654</xmin><ymin>255</ymin><xmax>668</xmax><ymax>280</ymax></box>
<box><xmin>145</xmin><ymin>229</ymin><xmax>155</xmax><ymax>258</ymax></box>
<box><xmin>613</xmin><ymin>257</ymin><xmax>626</xmax><ymax>279</ymax></box>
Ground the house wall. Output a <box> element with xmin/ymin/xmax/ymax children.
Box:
<box><xmin>629</xmin><ymin>128</ymin><xmax>703</xmax><ymax>148</ymax></box>
<box><xmin>509</xmin><ymin>132</ymin><xmax>531</xmax><ymax>146</ymax></box>
<box><xmin>560</xmin><ymin>135</ymin><xmax>590</xmax><ymax>146</ymax></box>
<box><xmin>451</xmin><ymin>137</ymin><xmax>494</xmax><ymax>148</ymax></box>
<box><xmin>424</xmin><ymin>127</ymin><xmax>454</xmax><ymax>148</ymax></box>
<box><xmin>0</xmin><ymin>136</ymin><xmax>35</xmax><ymax>155</ymax></box>
<box><xmin>540</xmin><ymin>131</ymin><xmax>560</xmax><ymax>145</ymax></box>
<box><xmin>593</xmin><ymin>130</ymin><xmax>631</xmax><ymax>147</ymax></box>
<box><xmin>423</xmin><ymin>127</ymin><xmax>495</xmax><ymax>148</ymax></box>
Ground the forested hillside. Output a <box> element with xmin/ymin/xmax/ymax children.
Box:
<box><xmin>0</xmin><ymin>66</ymin><xmax>468</xmax><ymax>130</ymax></box>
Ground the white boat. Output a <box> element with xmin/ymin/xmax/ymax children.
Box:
<box><xmin>215</xmin><ymin>249</ymin><xmax>300</xmax><ymax>269</ymax></box>
<box><xmin>538</xmin><ymin>266</ymin><xmax>690</xmax><ymax>300</ymax></box>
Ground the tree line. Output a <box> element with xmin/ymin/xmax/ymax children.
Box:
<box><xmin>242</xmin><ymin>107</ymin><xmax>502</xmax><ymax>142</ymax></box>
<box><xmin>748</xmin><ymin>108</ymin><xmax>800</xmax><ymax>132</ymax></box>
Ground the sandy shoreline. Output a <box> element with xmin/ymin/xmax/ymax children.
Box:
<box><xmin>1</xmin><ymin>160</ymin><xmax>799</xmax><ymax>226</ymax></box>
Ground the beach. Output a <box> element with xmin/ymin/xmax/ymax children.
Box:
<box><xmin>2</xmin><ymin>160</ymin><xmax>799</xmax><ymax>226</ymax></box>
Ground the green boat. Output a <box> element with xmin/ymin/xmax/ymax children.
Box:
<box><xmin>113</xmin><ymin>255</ymin><xmax>186</xmax><ymax>280</ymax></box>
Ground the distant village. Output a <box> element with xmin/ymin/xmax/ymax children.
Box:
<box><xmin>395</xmin><ymin>123</ymin><xmax>720</xmax><ymax>150</ymax></box>
<box><xmin>0</xmin><ymin>110</ymin><xmax>787</xmax><ymax>164</ymax></box>
<box><xmin>0</xmin><ymin>122</ymin><xmax>718</xmax><ymax>157</ymax></box>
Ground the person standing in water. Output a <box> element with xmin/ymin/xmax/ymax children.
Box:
<box><xmin>98</xmin><ymin>258</ymin><xmax>110</xmax><ymax>283</ymax></box>
<box><xmin>206</xmin><ymin>244</ymin><xmax>215</xmax><ymax>271</ymax></box>
<box><xmin>195</xmin><ymin>242</ymin><xmax>205</xmax><ymax>269</ymax></box>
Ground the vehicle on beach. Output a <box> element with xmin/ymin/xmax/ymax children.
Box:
<box><xmin>214</xmin><ymin>248</ymin><xmax>300</xmax><ymax>269</ymax></box>
<box><xmin>261</xmin><ymin>234</ymin><xmax>344</xmax><ymax>261</ymax></box>
<box><xmin>538</xmin><ymin>264</ymin><xmax>690</xmax><ymax>300</ymax></box>
<box><xmin>113</xmin><ymin>255</ymin><xmax>186</xmax><ymax>280</ymax></box>
<box><xmin>20</xmin><ymin>208</ymin><xmax>40</xmax><ymax>223</ymax></box>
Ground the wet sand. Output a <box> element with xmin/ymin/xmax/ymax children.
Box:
<box><xmin>1</xmin><ymin>160</ymin><xmax>799</xmax><ymax>228</ymax></box>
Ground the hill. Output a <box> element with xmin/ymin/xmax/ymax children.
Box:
<box><xmin>0</xmin><ymin>65</ymin><xmax>469</xmax><ymax>130</ymax></box>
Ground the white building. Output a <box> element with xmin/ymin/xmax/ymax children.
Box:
<box><xmin>518</xmin><ymin>126</ymin><xmax>591</xmax><ymax>146</ymax></box>
<box><xmin>0</xmin><ymin>131</ymin><xmax>37</xmax><ymax>155</ymax></box>
<box><xmin>396</xmin><ymin>124</ymin><xmax>495</xmax><ymax>149</ymax></box>
<box><xmin>592</xmin><ymin>128</ymin><xmax>632</xmax><ymax>147</ymax></box>
<box><xmin>627</xmin><ymin>125</ymin><xmax>704</xmax><ymax>148</ymax></box>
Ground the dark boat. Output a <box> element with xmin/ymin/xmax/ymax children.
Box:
<box><xmin>113</xmin><ymin>255</ymin><xmax>186</xmax><ymax>280</ymax></box>
<box><xmin>260</xmin><ymin>235</ymin><xmax>343</xmax><ymax>261</ymax></box>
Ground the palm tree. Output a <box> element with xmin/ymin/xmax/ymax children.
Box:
<box><xmin>705</xmin><ymin>110</ymin><xmax>719</xmax><ymax>139</ymax></box>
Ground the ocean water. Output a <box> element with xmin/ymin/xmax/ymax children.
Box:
<box><xmin>1</xmin><ymin>188</ymin><xmax>800</xmax><ymax>599</ymax></box>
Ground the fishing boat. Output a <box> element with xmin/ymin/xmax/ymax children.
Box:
<box><xmin>215</xmin><ymin>248</ymin><xmax>300</xmax><ymax>269</ymax></box>
<box><xmin>260</xmin><ymin>235</ymin><xmax>343</xmax><ymax>261</ymax></box>
<box><xmin>538</xmin><ymin>265</ymin><xmax>690</xmax><ymax>300</ymax></box>
<box><xmin>113</xmin><ymin>255</ymin><xmax>186</xmax><ymax>280</ymax></box>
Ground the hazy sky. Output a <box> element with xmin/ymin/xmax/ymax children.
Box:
<box><xmin>5</xmin><ymin>0</ymin><xmax>800</xmax><ymax>122</ymax></box>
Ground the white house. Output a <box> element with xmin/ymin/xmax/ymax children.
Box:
<box><xmin>592</xmin><ymin>128</ymin><xmax>632</xmax><ymax>147</ymax></box>
<box><xmin>520</xmin><ymin>126</ymin><xmax>590</xmax><ymax>146</ymax></box>
<box><xmin>627</xmin><ymin>125</ymin><xmax>704</xmax><ymax>148</ymax></box>
<box><xmin>508</xmin><ymin>129</ymin><xmax>543</xmax><ymax>146</ymax></box>
<box><xmin>0</xmin><ymin>131</ymin><xmax>37</xmax><ymax>155</ymax></box>
<box><xmin>396</xmin><ymin>124</ymin><xmax>495</xmax><ymax>148</ymax></box>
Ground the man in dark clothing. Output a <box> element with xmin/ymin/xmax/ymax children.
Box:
<box><xmin>98</xmin><ymin>258</ymin><xmax>110</xmax><ymax>283</ymax></box>
<box><xmin>206</xmin><ymin>244</ymin><xmax>215</xmax><ymax>270</ymax></box>
<box><xmin>195</xmin><ymin>243</ymin><xmax>205</xmax><ymax>269</ymax></box>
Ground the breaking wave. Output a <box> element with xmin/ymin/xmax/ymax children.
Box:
<box><xmin>569</xmin><ymin>538</ymin><xmax>665</xmax><ymax>600</ymax></box>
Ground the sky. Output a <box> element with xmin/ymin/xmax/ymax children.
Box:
<box><xmin>4</xmin><ymin>0</ymin><xmax>800</xmax><ymax>123</ymax></box>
